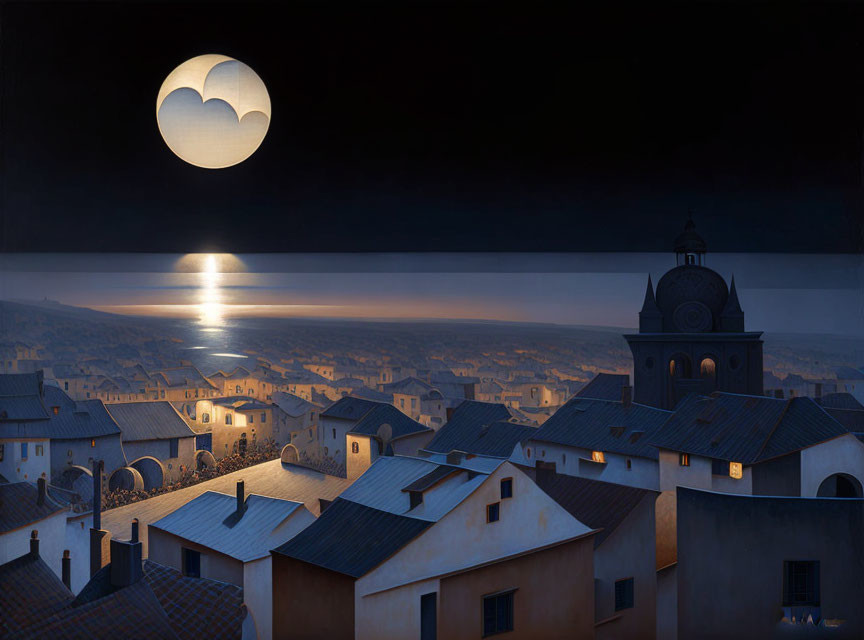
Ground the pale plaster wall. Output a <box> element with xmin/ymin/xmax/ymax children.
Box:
<box><xmin>0</xmin><ymin>437</ymin><xmax>51</xmax><ymax>483</ymax></box>
<box><xmin>800</xmin><ymin>433</ymin><xmax>864</xmax><ymax>496</ymax></box>
<box><xmin>357</xmin><ymin>463</ymin><xmax>591</xmax><ymax>599</ymax></box>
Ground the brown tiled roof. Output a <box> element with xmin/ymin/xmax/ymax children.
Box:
<box><xmin>0</xmin><ymin>552</ymin><xmax>73</xmax><ymax>636</ymax></box>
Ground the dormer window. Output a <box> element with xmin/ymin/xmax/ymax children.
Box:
<box><xmin>409</xmin><ymin>491</ymin><xmax>423</xmax><ymax>509</ymax></box>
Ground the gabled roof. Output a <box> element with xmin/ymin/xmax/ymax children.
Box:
<box><xmin>0</xmin><ymin>483</ymin><xmax>66</xmax><ymax>534</ymax></box>
<box><xmin>835</xmin><ymin>366</ymin><xmax>864</xmax><ymax>381</ymax></box>
<box><xmin>519</xmin><ymin>467</ymin><xmax>657</xmax><ymax>546</ymax></box>
<box><xmin>65</xmin><ymin>560</ymin><xmax>244</xmax><ymax>640</ymax></box>
<box><xmin>272</xmin><ymin>391</ymin><xmax>320</xmax><ymax>417</ymax></box>
<box><xmin>0</xmin><ymin>372</ymin><xmax>49</xmax><ymax>422</ymax></box>
<box><xmin>824</xmin><ymin>408</ymin><xmax>864</xmax><ymax>431</ymax></box>
<box><xmin>150</xmin><ymin>491</ymin><xmax>305</xmax><ymax>562</ymax></box>
<box><xmin>349</xmin><ymin>403</ymin><xmax>432</xmax><ymax>440</ymax></box>
<box><xmin>650</xmin><ymin>393</ymin><xmax>849</xmax><ymax>464</ymax></box>
<box><xmin>321</xmin><ymin>396</ymin><xmax>379</xmax><ymax>421</ymax></box>
<box><xmin>0</xmin><ymin>551</ymin><xmax>74</xmax><ymax>636</ymax></box>
<box><xmin>424</xmin><ymin>400</ymin><xmax>514</xmax><ymax>454</ymax></box>
<box><xmin>152</xmin><ymin>366</ymin><xmax>217</xmax><ymax>389</ymax></box>
<box><xmin>817</xmin><ymin>392</ymin><xmax>864</xmax><ymax>412</ymax></box>
<box><xmin>575</xmin><ymin>373</ymin><xmax>630</xmax><ymax>402</ymax></box>
<box><xmin>336</xmin><ymin>455</ymin><xmax>496</xmax><ymax>521</ymax></box>
<box><xmin>42</xmin><ymin>385</ymin><xmax>121</xmax><ymax>439</ymax></box>
<box><xmin>272</xmin><ymin>498</ymin><xmax>433</xmax><ymax>578</ymax></box>
<box><xmin>379</xmin><ymin>377</ymin><xmax>438</xmax><ymax>396</ymax></box>
<box><xmin>529</xmin><ymin>397</ymin><xmax>671</xmax><ymax>460</ymax></box>
<box><xmin>105</xmin><ymin>402</ymin><xmax>196</xmax><ymax>442</ymax></box>
<box><xmin>425</xmin><ymin>418</ymin><xmax>535</xmax><ymax>458</ymax></box>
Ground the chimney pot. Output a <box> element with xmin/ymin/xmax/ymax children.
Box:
<box><xmin>37</xmin><ymin>477</ymin><xmax>47</xmax><ymax>506</ymax></box>
<box><xmin>621</xmin><ymin>385</ymin><xmax>633</xmax><ymax>407</ymax></box>
<box><xmin>131</xmin><ymin>519</ymin><xmax>139</xmax><ymax>543</ymax></box>
<box><xmin>92</xmin><ymin>460</ymin><xmax>104</xmax><ymax>531</ymax></box>
<box><xmin>30</xmin><ymin>530</ymin><xmax>39</xmax><ymax>556</ymax></box>
<box><xmin>62</xmin><ymin>550</ymin><xmax>71</xmax><ymax>589</ymax></box>
<box><xmin>236</xmin><ymin>480</ymin><xmax>245</xmax><ymax>514</ymax></box>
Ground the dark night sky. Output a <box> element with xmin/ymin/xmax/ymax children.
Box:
<box><xmin>1</xmin><ymin>1</ymin><xmax>863</xmax><ymax>253</ymax></box>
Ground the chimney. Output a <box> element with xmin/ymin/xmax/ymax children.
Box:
<box><xmin>446</xmin><ymin>407</ymin><xmax>455</xmax><ymax>422</ymax></box>
<box><xmin>62</xmin><ymin>550</ymin><xmax>71</xmax><ymax>589</ymax></box>
<box><xmin>109</xmin><ymin>520</ymin><xmax>143</xmax><ymax>589</ymax></box>
<box><xmin>90</xmin><ymin>459</ymin><xmax>110</xmax><ymax>577</ymax></box>
<box><xmin>30</xmin><ymin>530</ymin><xmax>39</xmax><ymax>557</ymax></box>
<box><xmin>222</xmin><ymin>480</ymin><xmax>247</xmax><ymax>527</ymax></box>
<box><xmin>36</xmin><ymin>477</ymin><xmax>46</xmax><ymax>506</ymax></box>
<box><xmin>92</xmin><ymin>459</ymin><xmax>103</xmax><ymax>530</ymax></box>
<box><xmin>621</xmin><ymin>385</ymin><xmax>633</xmax><ymax>407</ymax></box>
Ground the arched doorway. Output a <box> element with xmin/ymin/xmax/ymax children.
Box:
<box><xmin>280</xmin><ymin>444</ymin><xmax>300</xmax><ymax>465</ymax></box>
<box><xmin>817</xmin><ymin>473</ymin><xmax>863</xmax><ymax>498</ymax></box>
<box><xmin>129</xmin><ymin>456</ymin><xmax>165</xmax><ymax>490</ymax></box>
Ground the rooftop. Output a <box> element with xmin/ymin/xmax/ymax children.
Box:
<box><xmin>105</xmin><ymin>402</ymin><xmax>196</xmax><ymax>442</ymax></box>
<box><xmin>150</xmin><ymin>491</ymin><xmax>307</xmax><ymax>562</ymax></box>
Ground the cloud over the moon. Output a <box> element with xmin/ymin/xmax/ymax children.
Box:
<box><xmin>156</xmin><ymin>55</ymin><xmax>270</xmax><ymax>169</ymax></box>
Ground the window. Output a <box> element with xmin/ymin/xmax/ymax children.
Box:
<box><xmin>249</xmin><ymin>414</ymin><xmax>254</xmax><ymax>424</ymax></box>
<box><xmin>35</xmin><ymin>445</ymin><xmax>44</xmax><ymax>456</ymax></box>
<box><xmin>626</xmin><ymin>458</ymin><xmax>632</xmax><ymax>470</ymax></box>
<box><xmin>783</xmin><ymin>561</ymin><xmax>820</xmax><ymax>607</ymax></box>
<box><xmin>711</xmin><ymin>459</ymin><xmax>727</xmax><ymax>475</ymax></box>
<box><xmin>486</xmin><ymin>502</ymin><xmax>500</xmax><ymax>523</ymax></box>
<box><xmin>500</xmin><ymin>478</ymin><xmax>513</xmax><ymax>499</ymax></box>
<box><xmin>52</xmin><ymin>406</ymin><xmax>59</xmax><ymax>415</ymax></box>
<box><xmin>169</xmin><ymin>438</ymin><xmax>179</xmax><ymax>458</ymax></box>
<box><xmin>225</xmin><ymin>413</ymin><xmax>232</xmax><ymax>425</ymax></box>
<box><xmin>260</xmin><ymin>413</ymin><xmax>266</xmax><ymax>423</ymax></box>
<box><xmin>400</xmin><ymin>398</ymin><xmax>405</xmax><ymax>408</ymax></box>
<box><xmin>64</xmin><ymin>381</ymin><xmax>69</xmax><ymax>390</ymax></box>
<box><xmin>483</xmin><ymin>590</ymin><xmax>514</xmax><ymax>636</ymax></box>
<box><xmin>90</xmin><ymin>439</ymin><xmax>95</xmax><ymax>448</ymax></box>
<box><xmin>591</xmin><ymin>451</ymin><xmax>605</xmax><ymax>464</ymax></box>
<box><xmin>21</xmin><ymin>442</ymin><xmax>28</xmax><ymax>460</ymax></box>
<box><xmin>526</xmin><ymin>448</ymin><xmax>531</xmax><ymax>459</ymax></box>
<box><xmin>308</xmin><ymin>428</ymin><xmax>313</xmax><ymax>438</ymax></box>
<box><xmin>332</xmin><ymin>428</ymin><xmax>337</xmax><ymax>440</ymax></box>
<box><xmin>310</xmin><ymin>412</ymin><xmax>315</xmax><ymax>421</ymax></box>
<box><xmin>409</xmin><ymin>491</ymin><xmax>423</xmax><ymax>509</ymax></box>
<box><xmin>700</xmin><ymin>357</ymin><xmax>717</xmax><ymax>379</ymax></box>
<box><xmin>183</xmin><ymin>548</ymin><xmax>201</xmax><ymax>578</ymax></box>
<box><xmin>679</xmin><ymin>453</ymin><xmax>690</xmax><ymax>467</ymax></box>
<box><xmin>202</xmin><ymin>413</ymin><xmax>210</xmax><ymax>424</ymax></box>
<box><xmin>615</xmin><ymin>578</ymin><xmax>634</xmax><ymax>611</ymax></box>
<box><xmin>0</xmin><ymin>444</ymin><xmax>4</xmax><ymax>461</ymax></box>
<box><xmin>160</xmin><ymin>390</ymin><xmax>165</xmax><ymax>399</ymax></box>
<box><xmin>729</xmin><ymin>462</ymin><xmax>743</xmax><ymax>479</ymax></box>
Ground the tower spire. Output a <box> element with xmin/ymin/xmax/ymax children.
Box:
<box><xmin>639</xmin><ymin>275</ymin><xmax>663</xmax><ymax>332</ymax></box>
<box><xmin>719</xmin><ymin>275</ymin><xmax>745</xmax><ymax>332</ymax></box>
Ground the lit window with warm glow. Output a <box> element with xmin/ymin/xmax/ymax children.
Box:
<box><xmin>700</xmin><ymin>357</ymin><xmax>717</xmax><ymax>379</ymax></box>
<box><xmin>729</xmin><ymin>462</ymin><xmax>743</xmax><ymax>479</ymax></box>
<box><xmin>591</xmin><ymin>451</ymin><xmax>606</xmax><ymax>463</ymax></box>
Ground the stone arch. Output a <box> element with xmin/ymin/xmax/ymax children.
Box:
<box><xmin>128</xmin><ymin>456</ymin><xmax>165</xmax><ymax>490</ymax></box>
<box><xmin>817</xmin><ymin>473</ymin><xmax>863</xmax><ymax>498</ymax></box>
<box><xmin>59</xmin><ymin>465</ymin><xmax>94</xmax><ymax>501</ymax></box>
<box><xmin>195</xmin><ymin>450</ymin><xmax>216</xmax><ymax>471</ymax></box>
<box><xmin>280</xmin><ymin>443</ymin><xmax>300</xmax><ymax>465</ymax></box>
<box><xmin>108</xmin><ymin>466</ymin><xmax>145</xmax><ymax>492</ymax></box>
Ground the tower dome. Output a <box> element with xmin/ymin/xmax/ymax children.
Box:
<box><xmin>655</xmin><ymin>264</ymin><xmax>729</xmax><ymax>332</ymax></box>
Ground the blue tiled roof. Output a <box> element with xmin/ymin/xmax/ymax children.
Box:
<box><xmin>349</xmin><ymin>404</ymin><xmax>431</xmax><ymax>439</ymax></box>
<box><xmin>0</xmin><ymin>373</ymin><xmax>49</xmax><ymax>422</ymax></box>
<box><xmin>105</xmin><ymin>402</ymin><xmax>196</xmax><ymax>442</ymax></box>
<box><xmin>575</xmin><ymin>373</ymin><xmax>630</xmax><ymax>401</ymax></box>
<box><xmin>43</xmin><ymin>385</ymin><xmax>121</xmax><ymax>439</ymax></box>
<box><xmin>650</xmin><ymin>393</ymin><xmax>848</xmax><ymax>464</ymax></box>
<box><xmin>273</xmin><ymin>498</ymin><xmax>432</xmax><ymax>578</ymax></box>
<box><xmin>529</xmin><ymin>397</ymin><xmax>671</xmax><ymax>460</ymax></box>
<box><xmin>0</xmin><ymin>483</ymin><xmax>66</xmax><ymax>534</ymax></box>
<box><xmin>321</xmin><ymin>396</ymin><xmax>379</xmax><ymax>421</ymax></box>
<box><xmin>424</xmin><ymin>401</ymin><xmax>514</xmax><ymax>454</ymax></box>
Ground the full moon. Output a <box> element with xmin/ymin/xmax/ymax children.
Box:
<box><xmin>156</xmin><ymin>54</ymin><xmax>271</xmax><ymax>169</ymax></box>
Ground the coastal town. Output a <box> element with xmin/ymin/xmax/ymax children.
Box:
<box><xmin>2</xmin><ymin>222</ymin><xmax>863</xmax><ymax>639</ymax></box>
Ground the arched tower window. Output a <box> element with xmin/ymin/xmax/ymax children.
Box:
<box><xmin>668</xmin><ymin>354</ymin><xmax>692</xmax><ymax>379</ymax></box>
<box><xmin>700</xmin><ymin>357</ymin><xmax>717</xmax><ymax>381</ymax></box>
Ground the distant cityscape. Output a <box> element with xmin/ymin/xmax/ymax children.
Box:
<box><xmin>2</xmin><ymin>223</ymin><xmax>864</xmax><ymax>639</ymax></box>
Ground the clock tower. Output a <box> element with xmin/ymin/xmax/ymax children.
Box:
<box><xmin>624</xmin><ymin>218</ymin><xmax>763</xmax><ymax>410</ymax></box>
